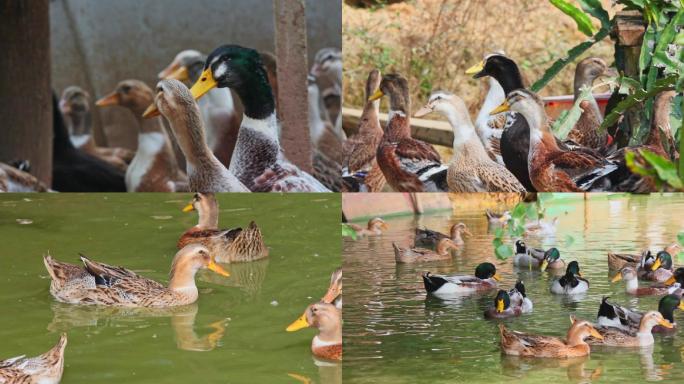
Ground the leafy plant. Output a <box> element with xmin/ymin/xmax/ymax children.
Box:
<box><xmin>492</xmin><ymin>199</ymin><xmax>542</xmax><ymax>260</ymax></box>
<box><xmin>342</xmin><ymin>223</ymin><xmax>358</xmax><ymax>240</ymax></box>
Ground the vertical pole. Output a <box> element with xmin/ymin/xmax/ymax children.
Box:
<box><xmin>273</xmin><ymin>0</ymin><xmax>312</xmax><ymax>173</ymax></box>
<box><xmin>0</xmin><ymin>0</ymin><xmax>52</xmax><ymax>184</ymax></box>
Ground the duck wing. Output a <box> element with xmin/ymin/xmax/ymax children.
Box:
<box><xmin>80</xmin><ymin>255</ymin><xmax>164</xmax><ymax>290</ymax></box>
<box><xmin>414</xmin><ymin>228</ymin><xmax>447</xmax><ymax>245</ymax></box>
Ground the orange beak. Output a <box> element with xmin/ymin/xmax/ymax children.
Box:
<box><xmin>95</xmin><ymin>92</ymin><xmax>120</xmax><ymax>107</ymax></box>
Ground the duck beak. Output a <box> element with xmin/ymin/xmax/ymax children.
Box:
<box><xmin>190</xmin><ymin>68</ymin><xmax>218</xmax><ymax>100</ymax></box>
<box><xmin>286</xmin><ymin>313</ymin><xmax>309</xmax><ymax>332</ymax></box>
<box><xmin>665</xmin><ymin>275</ymin><xmax>677</xmax><ymax>286</ymax></box>
<box><xmin>142</xmin><ymin>103</ymin><xmax>161</xmax><ymax>119</ymax></box>
<box><xmin>164</xmin><ymin>66</ymin><xmax>190</xmax><ymax>82</ymax></box>
<box><xmin>414</xmin><ymin>105</ymin><xmax>432</xmax><ymax>118</ymax></box>
<box><xmin>463</xmin><ymin>229</ymin><xmax>473</xmax><ymax>237</ymax></box>
<box><xmin>95</xmin><ymin>92</ymin><xmax>120</xmax><ymax>107</ymax></box>
<box><xmin>465</xmin><ymin>61</ymin><xmax>484</xmax><ymax>76</ymax></box>
<box><xmin>492</xmin><ymin>273</ymin><xmax>501</xmax><ymax>281</ymax></box>
<box><xmin>651</xmin><ymin>258</ymin><xmax>662</xmax><ymax>271</ymax></box>
<box><xmin>207</xmin><ymin>259</ymin><xmax>230</xmax><ymax>277</ymax></box>
<box><xmin>182</xmin><ymin>203</ymin><xmax>195</xmax><ymax>213</ymax></box>
<box><xmin>496</xmin><ymin>298</ymin><xmax>504</xmax><ymax>313</ymax></box>
<box><xmin>659</xmin><ymin>318</ymin><xmax>674</xmax><ymax>329</ymax></box>
<box><xmin>590</xmin><ymin>328</ymin><xmax>604</xmax><ymax>340</ymax></box>
<box><xmin>368</xmin><ymin>89</ymin><xmax>384</xmax><ymax>102</ymax></box>
<box><xmin>540</xmin><ymin>260</ymin><xmax>549</xmax><ymax>272</ymax></box>
<box><xmin>611</xmin><ymin>272</ymin><xmax>623</xmax><ymax>283</ymax></box>
<box><xmin>490</xmin><ymin>101</ymin><xmax>510</xmax><ymax>115</ymax></box>
<box><xmin>381</xmin><ymin>222</ymin><xmax>389</xmax><ymax>230</ymax></box>
<box><xmin>679</xmin><ymin>301</ymin><xmax>684</xmax><ymax>311</ymax></box>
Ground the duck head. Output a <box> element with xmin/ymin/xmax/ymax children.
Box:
<box><xmin>574</xmin><ymin>57</ymin><xmax>617</xmax><ymax>91</ymax></box>
<box><xmin>368</xmin><ymin>217</ymin><xmax>388</xmax><ymax>231</ymax></box>
<box><xmin>514</xmin><ymin>240</ymin><xmax>527</xmax><ymax>255</ymax></box>
<box><xmin>491</xmin><ymin>89</ymin><xmax>547</xmax><ymax>136</ymax></box>
<box><xmin>368</xmin><ymin>73</ymin><xmax>410</xmax><ymax>117</ymax></box>
<box><xmin>450</xmin><ymin>223</ymin><xmax>472</xmax><ymax>238</ymax></box>
<box><xmin>168</xmin><ymin>244</ymin><xmax>230</xmax><ymax>290</ymax></box>
<box><xmin>568</xmin><ymin>315</ymin><xmax>603</xmax><ymax>345</ymax></box>
<box><xmin>566</xmin><ymin>260</ymin><xmax>582</xmax><ymax>277</ymax></box>
<box><xmin>658</xmin><ymin>294</ymin><xmax>684</xmax><ymax>323</ymax></box>
<box><xmin>639</xmin><ymin>310</ymin><xmax>673</xmax><ymax>332</ymax></box>
<box><xmin>475</xmin><ymin>262</ymin><xmax>500</xmax><ymax>281</ymax></box>
<box><xmin>494</xmin><ymin>289</ymin><xmax>510</xmax><ymax>313</ymax></box>
<box><xmin>96</xmin><ymin>80</ymin><xmax>154</xmax><ymax>117</ymax></box>
<box><xmin>651</xmin><ymin>251</ymin><xmax>673</xmax><ymax>271</ymax></box>
<box><xmin>414</xmin><ymin>91</ymin><xmax>466</xmax><ymax>119</ymax></box>
<box><xmin>144</xmin><ymin>79</ymin><xmax>199</xmax><ymax>120</ymax></box>
<box><xmin>612</xmin><ymin>266</ymin><xmax>637</xmax><ymax>283</ymax></box>
<box><xmin>183</xmin><ymin>192</ymin><xmax>219</xmax><ymax>229</ymax></box>
<box><xmin>665</xmin><ymin>267</ymin><xmax>684</xmax><ymax>286</ymax></box>
<box><xmin>60</xmin><ymin>86</ymin><xmax>91</xmax><ymax>135</ymax></box>
<box><xmin>540</xmin><ymin>248</ymin><xmax>561</xmax><ymax>271</ymax></box>
<box><xmin>286</xmin><ymin>302</ymin><xmax>341</xmax><ymax>335</ymax></box>
<box><xmin>310</xmin><ymin>47</ymin><xmax>342</xmax><ymax>84</ymax></box>
<box><xmin>513</xmin><ymin>280</ymin><xmax>527</xmax><ymax>297</ymax></box>
<box><xmin>466</xmin><ymin>53</ymin><xmax>524</xmax><ymax>95</ymax></box>
<box><xmin>158</xmin><ymin>49</ymin><xmax>206</xmax><ymax>83</ymax></box>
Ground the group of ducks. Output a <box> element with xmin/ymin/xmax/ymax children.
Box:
<box><xmin>343</xmin><ymin>52</ymin><xmax>678</xmax><ymax>193</ymax></box>
<box><xmin>0</xmin><ymin>192</ymin><xmax>340</xmax><ymax>383</ymax></box>
<box><xmin>0</xmin><ymin>46</ymin><xmax>344</xmax><ymax>192</ymax></box>
<box><xmin>353</xmin><ymin>211</ymin><xmax>684</xmax><ymax>359</ymax></box>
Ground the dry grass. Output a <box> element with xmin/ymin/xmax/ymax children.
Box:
<box><xmin>343</xmin><ymin>0</ymin><xmax>618</xmax><ymax>116</ymax></box>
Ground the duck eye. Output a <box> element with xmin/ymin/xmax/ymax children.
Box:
<box><xmin>121</xmin><ymin>85</ymin><xmax>131</xmax><ymax>93</ymax></box>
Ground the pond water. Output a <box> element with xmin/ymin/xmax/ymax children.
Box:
<box><xmin>0</xmin><ymin>193</ymin><xmax>340</xmax><ymax>384</ymax></box>
<box><xmin>343</xmin><ymin>194</ymin><xmax>684</xmax><ymax>384</ymax></box>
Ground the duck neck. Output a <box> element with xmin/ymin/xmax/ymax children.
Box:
<box><xmin>168</xmin><ymin>263</ymin><xmax>200</xmax><ymax>295</ymax></box>
<box><xmin>573</xmin><ymin>75</ymin><xmax>602</xmax><ymax>121</ymax></box>
<box><xmin>233</xmin><ymin>76</ymin><xmax>275</xmax><ymax>121</ymax></box>
<box><xmin>384</xmin><ymin>110</ymin><xmax>411</xmax><ymax>141</ymax></box>
<box><xmin>492</xmin><ymin>67</ymin><xmax>525</xmax><ymax>95</ymax></box>
<box><xmin>167</xmin><ymin>105</ymin><xmax>217</xmax><ymax>168</ymax></box>
<box><xmin>66</xmin><ymin>112</ymin><xmax>90</xmax><ymax>136</ymax></box>
<box><xmin>436</xmin><ymin>241</ymin><xmax>451</xmax><ymax>255</ymax></box>
<box><xmin>565</xmin><ymin>328</ymin><xmax>587</xmax><ymax>347</ymax></box>
<box><xmin>197</xmin><ymin>207</ymin><xmax>218</xmax><ymax>229</ymax></box>
<box><xmin>308</xmin><ymin>86</ymin><xmax>326</xmax><ymax>143</ymax></box>
<box><xmin>645</xmin><ymin>93</ymin><xmax>674</xmax><ymax>151</ymax></box>
<box><xmin>362</xmin><ymin>97</ymin><xmax>382</xmax><ymax>136</ymax></box>
<box><xmin>316</xmin><ymin>320</ymin><xmax>342</xmax><ymax>344</ymax></box>
<box><xmin>443</xmin><ymin>105</ymin><xmax>481</xmax><ymax>154</ymax></box>
<box><xmin>625</xmin><ymin>277</ymin><xmax>639</xmax><ymax>294</ymax></box>
<box><xmin>475</xmin><ymin>78</ymin><xmax>505</xmax><ymax>136</ymax></box>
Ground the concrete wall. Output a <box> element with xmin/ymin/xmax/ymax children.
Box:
<box><xmin>50</xmin><ymin>0</ymin><xmax>341</xmax><ymax>149</ymax></box>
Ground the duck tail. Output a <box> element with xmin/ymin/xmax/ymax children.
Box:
<box><xmin>40</xmin><ymin>333</ymin><xmax>67</xmax><ymax>363</ymax></box>
<box><xmin>422</xmin><ymin>272</ymin><xmax>447</xmax><ymax>293</ymax></box>
<box><xmin>43</xmin><ymin>253</ymin><xmax>59</xmax><ymax>282</ymax></box>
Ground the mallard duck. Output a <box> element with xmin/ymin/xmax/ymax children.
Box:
<box><xmin>499</xmin><ymin>316</ymin><xmax>602</xmax><ymax>358</ymax></box>
<box><xmin>509</xmin><ymin>280</ymin><xmax>533</xmax><ymax>313</ymax></box>
<box><xmin>540</xmin><ymin>248</ymin><xmax>565</xmax><ymax>271</ymax></box>
<box><xmin>145</xmin><ymin>79</ymin><xmax>248</xmax><ymax>192</ymax></box>
<box><xmin>414</xmin><ymin>223</ymin><xmax>471</xmax><ymax>247</ymax></box>
<box><xmin>310</xmin><ymin>47</ymin><xmax>342</xmax><ymax>127</ymax></box>
<box><xmin>43</xmin><ymin>244</ymin><xmax>230</xmax><ymax>307</ymax></box>
<box><xmin>60</xmin><ymin>86</ymin><xmax>134</xmax><ymax>171</ymax></box>
<box><xmin>665</xmin><ymin>267</ymin><xmax>684</xmax><ymax>291</ymax></box>
<box><xmin>551</xmin><ymin>261</ymin><xmax>589</xmax><ymax>295</ymax></box>
<box><xmin>348</xmin><ymin>218</ymin><xmax>388</xmax><ymax>237</ymax></box>
<box><xmin>393</xmin><ymin>238</ymin><xmax>458</xmax><ymax>264</ymax></box>
<box><xmin>341</xmin><ymin>69</ymin><xmax>386</xmax><ymax>192</ymax></box>
<box><xmin>158</xmin><ymin>49</ymin><xmax>240</xmax><ymax>167</ymax></box>
<box><xmin>371</xmin><ymin>74</ymin><xmax>448</xmax><ymax>192</ymax></box>
<box><xmin>514</xmin><ymin>241</ymin><xmax>564</xmax><ymax>271</ymax></box>
<box><xmin>422</xmin><ymin>262</ymin><xmax>500</xmax><ymax>295</ymax></box>
<box><xmin>177</xmin><ymin>193</ymin><xmax>268</xmax><ymax>263</ymax></box>
<box><xmin>641</xmin><ymin>251</ymin><xmax>675</xmax><ymax>282</ymax></box>
<box><xmin>597</xmin><ymin>295</ymin><xmax>684</xmax><ymax>333</ymax></box>
<box><xmin>589</xmin><ymin>311</ymin><xmax>672</xmax><ymax>347</ymax></box>
<box><xmin>151</xmin><ymin>45</ymin><xmax>329</xmax><ymax>192</ymax></box>
<box><xmin>485</xmin><ymin>209</ymin><xmax>511</xmax><ymax>225</ymax></box>
<box><xmin>414</xmin><ymin>91</ymin><xmax>525</xmax><ymax>192</ymax></box>
<box><xmin>286</xmin><ymin>302</ymin><xmax>342</xmax><ymax>361</ymax></box>
<box><xmin>485</xmin><ymin>281</ymin><xmax>532</xmax><ymax>319</ymax></box>
<box><xmin>492</xmin><ymin>90</ymin><xmax>618</xmax><ymax>192</ymax></box>
<box><xmin>0</xmin><ymin>333</ymin><xmax>67</xmax><ymax>384</ymax></box>
<box><xmin>308</xmin><ymin>76</ymin><xmax>343</xmax><ymax>191</ymax></box>
<box><xmin>96</xmin><ymin>80</ymin><xmax>187</xmax><ymax>192</ymax></box>
<box><xmin>611</xmin><ymin>266</ymin><xmax>670</xmax><ymax>296</ymax></box>
<box><xmin>0</xmin><ymin>162</ymin><xmax>50</xmax><ymax>192</ymax></box>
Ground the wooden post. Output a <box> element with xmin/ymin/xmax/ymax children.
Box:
<box><xmin>0</xmin><ymin>0</ymin><xmax>52</xmax><ymax>184</ymax></box>
<box><xmin>273</xmin><ymin>0</ymin><xmax>312</xmax><ymax>173</ymax></box>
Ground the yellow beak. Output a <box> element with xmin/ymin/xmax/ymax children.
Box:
<box><xmin>650</xmin><ymin>258</ymin><xmax>662</xmax><ymax>271</ymax></box>
<box><xmin>665</xmin><ymin>276</ymin><xmax>677</xmax><ymax>286</ymax></box>
<box><xmin>489</xmin><ymin>101</ymin><xmax>510</xmax><ymax>115</ymax></box>
<box><xmin>414</xmin><ymin>105</ymin><xmax>433</xmax><ymax>118</ymax></box>
<box><xmin>589</xmin><ymin>328</ymin><xmax>604</xmax><ymax>340</ymax></box>
<box><xmin>95</xmin><ymin>92</ymin><xmax>120</xmax><ymax>107</ymax></box>
<box><xmin>678</xmin><ymin>301</ymin><xmax>684</xmax><ymax>311</ymax></box>
<box><xmin>286</xmin><ymin>313</ymin><xmax>309</xmax><ymax>332</ymax></box>
<box><xmin>496</xmin><ymin>299</ymin><xmax>504</xmax><ymax>313</ymax></box>
<box><xmin>368</xmin><ymin>89</ymin><xmax>384</xmax><ymax>102</ymax></box>
<box><xmin>659</xmin><ymin>318</ymin><xmax>674</xmax><ymax>329</ymax></box>
<box><xmin>381</xmin><ymin>223</ymin><xmax>389</xmax><ymax>230</ymax></box>
<box><xmin>611</xmin><ymin>272</ymin><xmax>623</xmax><ymax>283</ymax></box>
<box><xmin>190</xmin><ymin>68</ymin><xmax>218</xmax><ymax>100</ymax></box>
<box><xmin>165</xmin><ymin>66</ymin><xmax>190</xmax><ymax>81</ymax></box>
<box><xmin>465</xmin><ymin>61</ymin><xmax>484</xmax><ymax>75</ymax></box>
<box><xmin>540</xmin><ymin>260</ymin><xmax>549</xmax><ymax>272</ymax></box>
<box><xmin>207</xmin><ymin>259</ymin><xmax>230</xmax><ymax>277</ymax></box>
<box><xmin>492</xmin><ymin>273</ymin><xmax>501</xmax><ymax>281</ymax></box>
<box><xmin>182</xmin><ymin>203</ymin><xmax>195</xmax><ymax>213</ymax></box>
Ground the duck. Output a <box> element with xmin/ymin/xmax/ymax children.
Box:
<box><xmin>665</xmin><ymin>267</ymin><xmax>684</xmax><ymax>293</ymax></box>
<box><xmin>307</xmin><ymin>76</ymin><xmax>343</xmax><ymax>191</ymax></box>
<box><xmin>322</xmin><ymin>268</ymin><xmax>342</xmax><ymax>309</ymax></box>
<box><xmin>540</xmin><ymin>248</ymin><xmax>565</xmax><ymax>271</ymax></box>
<box><xmin>509</xmin><ymin>280</ymin><xmax>533</xmax><ymax>313</ymax></box>
<box><xmin>499</xmin><ymin>316</ymin><xmax>603</xmax><ymax>358</ymax></box>
<box><xmin>0</xmin><ymin>333</ymin><xmax>67</xmax><ymax>384</ymax></box>
<box><xmin>597</xmin><ymin>295</ymin><xmax>684</xmax><ymax>333</ymax></box>
<box><xmin>0</xmin><ymin>162</ymin><xmax>50</xmax><ymax>192</ymax></box>
<box><xmin>177</xmin><ymin>192</ymin><xmax>268</xmax><ymax>263</ymax></box>
<box><xmin>484</xmin><ymin>281</ymin><xmax>533</xmax><ymax>319</ymax></box>
<box><xmin>485</xmin><ymin>209</ymin><xmax>511</xmax><ymax>225</ymax></box>
<box><xmin>607</xmin><ymin>249</ymin><xmax>651</xmax><ymax>271</ymax></box>
<box><xmin>589</xmin><ymin>311</ymin><xmax>673</xmax><ymax>347</ymax></box>
<box><xmin>158</xmin><ymin>49</ymin><xmax>241</xmax><ymax>167</ymax></box>
<box><xmin>96</xmin><ymin>80</ymin><xmax>187</xmax><ymax>192</ymax></box>
<box><xmin>60</xmin><ymin>86</ymin><xmax>134</xmax><ymax>171</ymax></box>
<box><xmin>514</xmin><ymin>241</ymin><xmax>564</xmax><ymax>271</ymax></box>
<box><xmin>611</xmin><ymin>266</ymin><xmax>670</xmax><ymax>296</ymax></box>
<box><xmin>43</xmin><ymin>244</ymin><xmax>230</xmax><ymax>307</ymax></box>
<box><xmin>310</xmin><ymin>47</ymin><xmax>343</xmax><ymax>128</ymax></box>
<box><xmin>641</xmin><ymin>251</ymin><xmax>675</xmax><ymax>283</ymax></box>
<box><xmin>414</xmin><ymin>91</ymin><xmax>525</xmax><ymax>192</ymax></box>
<box><xmin>550</xmin><ymin>261</ymin><xmax>589</xmax><ymax>294</ymax></box>
<box><xmin>422</xmin><ymin>262</ymin><xmax>500</xmax><ymax>296</ymax></box>
<box><xmin>523</xmin><ymin>217</ymin><xmax>558</xmax><ymax>235</ymax></box>
<box><xmin>348</xmin><ymin>217</ymin><xmax>388</xmax><ymax>237</ymax></box>
<box><xmin>566</xmin><ymin>58</ymin><xmax>616</xmax><ymax>151</ymax></box>
<box><xmin>393</xmin><ymin>238</ymin><xmax>459</xmax><ymax>264</ymax></box>
<box><xmin>153</xmin><ymin>45</ymin><xmax>329</xmax><ymax>192</ymax></box>
<box><xmin>371</xmin><ymin>74</ymin><xmax>448</xmax><ymax>192</ymax></box>
<box><xmin>51</xmin><ymin>93</ymin><xmax>127</xmax><ymax>192</ymax></box>
<box><xmin>144</xmin><ymin>79</ymin><xmax>248</xmax><ymax>192</ymax></box>
<box><xmin>286</xmin><ymin>302</ymin><xmax>342</xmax><ymax>361</ymax></box>
<box><xmin>493</xmin><ymin>89</ymin><xmax>618</xmax><ymax>192</ymax></box>
<box><xmin>471</xmin><ymin>64</ymin><xmax>506</xmax><ymax>164</ymax></box>
<box><xmin>414</xmin><ymin>222</ymin><xmax>471</xmax><ymax>247</ymax></box>
<box><xmin>341</xmin><ymin>69</ymin><xmax>387</xmax><ymax>192</ymax></box>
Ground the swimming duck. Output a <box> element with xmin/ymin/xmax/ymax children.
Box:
<box><xmin>286</xmin><ymin>302</ymin><xmax>342</xmax><ymax>361</ymax></box>
<box><xmin>348</xmin><ymin>218</ymin><xmax>388</xmax><ymax>237</ymax></box>
<box><xmin>177</xmin><ymin>193</ymin><xmax>268</xmax><ymax>263</ymax></box>
<box><xmin>308</xmin><ymin>76</ymin><xmax>343</xmax><ymax>191</ymax></box>
<box><xmin>641</xmin><ymin>251</ymin><xmax>675</xmax><ymax>282</ymax></box>
<box><xmin>96</xmin><ymin>80</ymin><xmax>187</xmax><ymax>192</ymax></box>
<box><xmin>145</xmin><ymin>79</ymin><xmax>248</xmax><ymax>192</ymax></box>
<box><xmin>607</xmin><ymin>249</ymin><xmax>651</xmax><ymax>271</ymax></box>
<box><xmin>422</xmin><ymin>262</ymin><xmax>500</xmax><ymax>295</ymax></box>
<box><xmin>485</xmin><ymin>282</ymin><xmax>533</xmax><ymax>319</ymax></box>
<box><xmin>414</xmin><ymin>223</ymin><xmax>471</xmax><ymax>247</ymax></box>
<box><xmin>154</xmin><ymin>45</ymin><xmax>329</xmax><ymax>192</ymax></box>
<box><xmin>341</xmin><ymin>69</ymin><xmax>386</xmax><ymax>192</ymax></box>
<box><xmin>0</xmin><ymin>333</ymin><xmax>67</xmax><ymax>384</ymax></box>
<box><xmin>43</xmin><ymin>244</ymin><xmax>230</xmax><ymax>307</ymax></box>
<box><xmin>60</xmin><ymin>86</ymin><xmax>134</xmax><ymax>171</ymax></box>
<box><xmin>509</xmin><ymin>280</ymin><xmax>533</xmax><ymax>313</ymax></box>
<box><xmin>371</xmin><ymin>74</ymin><xmax>448</xmax><ymax>192</ymax></box>
<box><xmin>540</xmin><ymin>248</ymin><xmax>565</xmax><ymax>271</ymax></box>
<box><xmin>499</xmin><ymin>316</ymin><xmax>602</xmax><ymax>358</ymax></box>
<box><xmin>523</xmin><ymin>217</ymin><xmax>558</xmax><ymax>235</ymax></box>
<box><xmin>550</xmin><ymin>261</ymin><xmax>589</xmax><ymax>295</ymax></box>
<box><xmin>485</xmin><ymin>209</ymin><xmax>511</xmax><ymax>225</ymax></box>
<box><xmin>393</xmin><ymin>238</ymin><xmax>459</xmax><ymax>264</ymax></box>
<box><xmin>493</xmin><ymin>89</ymin><xmax>618</xmax><ymax>192</ymax></box>
<box><xmin>0</xmin><ymin>162</ymin><xmax>50</xmax><ymax>192</ymax></box>
<box><xmin>414</xmin><ymin>91</ymin><xmax>525</xmax><ymax>192</ymax></box>
<box><xmin>514</xmin><ymin>241</ymin><xmax>564</xmax><ymax>271</ymax></box>
<box><xmin>597</xmin><ymin>295</ymin><xmax>684</xmax><ymax>333</ymax></box>
<box><xmin>589</xmin><ymin>311</ymin><xmax>673</xmax><ymax>347</ymax></box>
<box><xmin>665</xmin><ymin>267</ymin><xmax>684</xmax><ymax>293</ymax></box>
<box><xmin>611</xmin><ymin>266</ymin><xmax>670</xmax><ymax>296</ymax></box>
<box><xmin>158</xmin><ymin>49</ymin><xmax>240</xmax><ymax>167</ymax></box>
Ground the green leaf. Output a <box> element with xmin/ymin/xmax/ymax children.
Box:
<box><xmin>625</xmin><ymin>150</ymin><xmax>658</xmax><ymax>177</ymax></box>
<box><xmin>550</xmin><ymin>86</ymin><xmax>599</xmax><ymax>139</ymax></box>
<box><xmin>511</xmin><ymin>203</ymin><xmax>527</xmax><ymax>219</ymax></box>
<box><xmin>493</xmin><ymin>237</ymin><xmax>504</xmax><ymax>249</ymax></box>
<box><xmin>549</xmin><ymin>0</ymin><xmax>596</xmax><ymax>36</ymax></box>
<box><xmin>341</xmin><ymin>224</ymin><xmax>357</xmax><ymax>240</ymax></box>
<box><xmin>677</xmin><ymin>231</ymin><xmax>684</xmax><ymax>246</ymax></box>
<box><xmin>495</xmin><ymin>244</ymin><xmax>513</xmax><ymax>260</ymax></box>
<box><xmin>564</xmin><ymin>234</ymin><xmax>575</xmax><ymax>248</ymax></box>
<box><xmin>640</xmin><ymin>149</ymin><xmax>684</xmax><ymax>189</ymax></box>
<box><xmin>576</xmin><ymin>0</ymin><xmax>611</xmax><ymax>28</ymax></box>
